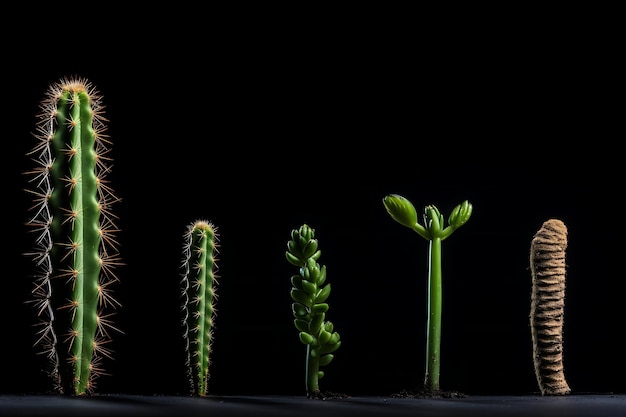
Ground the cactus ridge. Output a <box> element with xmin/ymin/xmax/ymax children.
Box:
<box><xmin>24</xmin><ymin>77</ymin><xmax>122</xmax><ymax>395</ymax></box>
<box><xmin>181</xmin><ymin>220</ymin><xmax>219</xmax><ymax>396</ymax></box>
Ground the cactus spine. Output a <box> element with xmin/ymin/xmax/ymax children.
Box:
<box><xmin>25</xmin><ymin>77</ymin><xmax>121</xmax><ymax>395</ymax></box>
<box><xmin>529</xmin><ymin>218</ymin><xmax>570</xmax><ymax>396</ymax></box>
<box><xmin>286</xmin><ymin>224</ymin><xmax>341</xmax><ymax>398</ymax></box>
<box><xmin>181</xmin><ymin>220</ymin><xmax>219</xmax><ymax>396</ymax></box>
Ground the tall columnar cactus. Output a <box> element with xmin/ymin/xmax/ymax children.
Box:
<box><xmin>383</xmin><ymin>195</ymin><xmax>472</xmax><ymax>393</ymax></box>
<box><xmin>181</xmin><ymin>220</ymin><xmax>219</xmax><ymax>396</ymax></box>
<box><xmin>286</xmin><ymin>224</ymin><xmax>341</xmax><ymax>398</ymax></box>
<box><xmin>24</xmin><ymin>77</ymin><xmax>121</xmax><ymax>395</ymax></box>
<box><xmin>529</xmin><ymin>218</ymin><xmax>571</xmax><ymax>396</ymax></box>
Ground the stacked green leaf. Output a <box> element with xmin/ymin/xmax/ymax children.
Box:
<box><xmin>286</xmin><ymin>224</ymin><xmax>341</xmax><ymax>398</ymax></box>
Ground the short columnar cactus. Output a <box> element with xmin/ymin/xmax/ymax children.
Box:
<box><xmin>383</xmin><ymin>195</ymin><xmax>472</xmax><ymax>393</ymax></box>
<box><xmin>24</xmin><ymin>77</ymin><xmax>122</xmax><ymax>395</ymax></box>
<box><xmin>180</xmin><ymin>220</ymin><xmax>219</xmax><ymax>396</ymax></box>
<box><xmin>529</xmin><ymin>218</ymin><xmax>570</xmax><ymax>396</ymax></box>
<box><xmin>286</xmin><ymin>224</ymin><xmax>341</xmax><ymax>398</ymax></box>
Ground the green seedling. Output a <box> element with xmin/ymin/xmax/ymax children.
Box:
<box><xmin>181</xmin><ymin>220</ymin><xmax>219</xmax><ymax>396</ymax></box>
<box><xmin>383</xmin><ymin>194</ymin><xmax>472</xmax><ymax>393</ymax></box>
<box><xmin>286</xmin><ymin>224</ymin><xmax>341</xmax><ymax>398</ymax></box>
<box><xmin>24</xmin><ymin>77</ymin><xmax>122</xmax><ymax>395</ymax></box>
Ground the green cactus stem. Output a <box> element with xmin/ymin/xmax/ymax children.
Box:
<box><xmin>181</xmin><ymin>220</ymin><xmax>219</xmax><ymax>396</ymax></box>
<box><xmin>24</xmin><ymin>77</ymin><xmax>122</xmax><ymax>395</ymax></box>
<box><xmin>286</xmin><ymin>224</ymin><xmax>341</xmax><ymax>398</ymax></box>
<box><xmin>529</xmin><ymin>219</ymin><xmax>570</xmax><ymax>396</ymax></box>
<box><xmin>383</xmin><ymin>195</ymin><xmax>472</xmax><ymax>393</ymax></box>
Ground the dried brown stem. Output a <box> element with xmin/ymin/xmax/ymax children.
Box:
<box><xmin>529</xmin><ymin>218</ymin><xmax>571</xmax><ymax>395</ymax></box>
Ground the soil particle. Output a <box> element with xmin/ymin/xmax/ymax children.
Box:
<box><xmin>391</xmin><ymin>386</ymin><xmax>466</xmax><ymax>399</ymax></box>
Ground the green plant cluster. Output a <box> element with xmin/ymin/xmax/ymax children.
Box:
<box><xmin>22</xmin><ymin>76</ymin><xmax>483</xmax><ymax>399</ymax></box>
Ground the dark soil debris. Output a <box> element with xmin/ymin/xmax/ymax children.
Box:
<box><xmin>307</xmin><ymin>390</ymin><xmax>352</xmax><ymax>400</ymax></box>
<box><xmin>391</xmin><ymin>386</ymin><xmax>466</xmax><ymax>399</ymax></box>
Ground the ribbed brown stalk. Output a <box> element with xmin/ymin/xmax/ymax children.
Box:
<box><xmin>529</xmin><ymin>219</ymin><xmax>571</xmax><ymax>395</ymax></box>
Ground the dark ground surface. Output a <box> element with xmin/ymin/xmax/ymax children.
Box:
<box><xmin>1</xmin><ymin>394</ymin><xmax>625</xmax><ymax>417</ymax></box>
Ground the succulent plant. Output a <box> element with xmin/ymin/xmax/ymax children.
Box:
<box><xmin>383</xmin><ymin>195</ymin><xmax>472</xmax><ymax>393</ymax></box>
<box><xmin>286</xmin><ymin>224</ymin><xmax>341</xmax><ymax>398</ymax></box>
<box><xmin>24</xmin><ymin>76</ymin><xmax>122</xmax><ymax>395</ymax></box>
<box><xmin>529</xmin><ymin>218</ymin><xmax>570</xmax><ymax>396</ymax></box>
<box><xmin>180</xmin><ymin>220</ymin><xmax>219</xmax><ymax>396</ymax></box>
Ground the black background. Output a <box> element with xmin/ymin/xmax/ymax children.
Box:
<box><xmin>2</xmin><ymin>9</ymin><xmax>621</xmax><ymax>398</ymax></box>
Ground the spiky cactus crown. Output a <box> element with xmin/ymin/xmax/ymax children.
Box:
<box><xmin>24</xmin><ymin>76</ymin><xmax>122</xmax><ymax>395</ymax></box>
